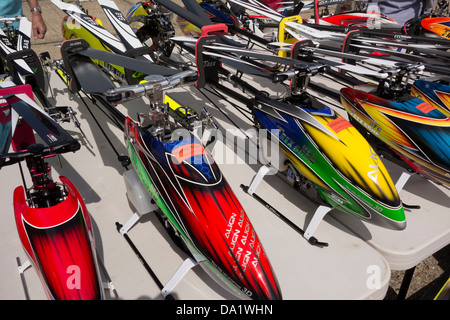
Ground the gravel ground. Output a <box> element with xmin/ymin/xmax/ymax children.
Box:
<box><xmin>385</xmin><ymin>244</ymin><xmax>450</xmax><ymax>300</ymax></box>
<box><xmin>24</xmin><ymin>0</ymin><xmax>449</xmax><ymax>300</ymax></box>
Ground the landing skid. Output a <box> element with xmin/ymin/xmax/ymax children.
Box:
<box><xmin>242</xmin><ymin>163</ymin><xmax>329</xmax><ymax>247</ymax></box>
<box><xmin>16</xmin><ymin>257</ymin><xmax>31</xmax><ymax>300</ymax></box>
<box><xmin>243</xmin><ymin>163</ymin><xmax>420</xmax><ymax>248</ymax></box>
<box><xmin>117</xmin><ymin>169</ymin><xmax>201</xmax><ymax>299</ymax></box>
<box><xmin>394</xmin><ymin>170</ymin><xmax>421</xmax><ymax>210</ymax></box>
<box><xmin>116</xmin><ymin>210</ymin><xmax>200</xmax><ymax>300</ymax></box>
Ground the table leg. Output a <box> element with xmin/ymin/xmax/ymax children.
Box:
<box><xmin>397</xmin><ymin>266</ymin><xmax>416</xmax><ymax>300</ymax></box>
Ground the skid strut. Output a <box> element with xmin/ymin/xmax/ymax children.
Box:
<box><xmin>242</xmin><ymin>164</ymin><xmax>329</xmax><ymax>247</ymax></box>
